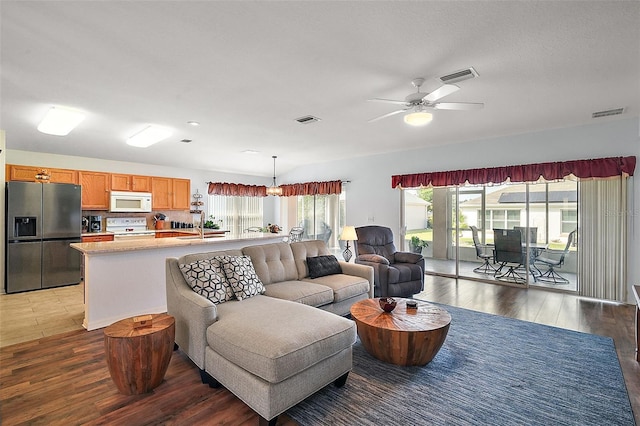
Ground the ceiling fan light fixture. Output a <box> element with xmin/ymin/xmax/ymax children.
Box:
<box><xmin>266</xmin><ymin>155</ymin><xmax>283</xmax><ymax>196</ymax></box>
<box><xmin>404</xmin><ymin>111</ymin><xmax>433</xmax><ymax>126</ymax></box>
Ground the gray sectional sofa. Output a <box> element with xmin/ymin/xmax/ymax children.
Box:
<box><xmin>166</xmin><ymin>240</ymin><xmax>373</xmax><ymax>425</ymax></box>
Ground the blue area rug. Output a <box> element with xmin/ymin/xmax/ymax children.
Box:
<box><xmin>287</xmin><ymin>303</ymin><xmax>635</xmax><ymax>425</ymax></box>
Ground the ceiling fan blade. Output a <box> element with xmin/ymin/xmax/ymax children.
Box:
<box><xmin>368</xmin><ymin>108</ymin><xmax>408</xmax><ymax>122</ymax></box>
<box><xmin>433</xmin><ymin>102</ymin><xmax>484</xmax><ymax>110</ymax></box>
<box><xmin>424</xmin><ymin>84</ymin><xmax>460</xmax><ymax>102</ymax></box>
<box><xmin>367</xmin><ymin>98</ymin><xmax>408</xmax><ymax>106</ymax></box>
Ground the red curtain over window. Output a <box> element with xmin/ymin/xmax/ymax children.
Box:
<box><xmin>207</xmin><ymin>180</ymin><xmax>342</xmax><ymax>197</ymax></box>
<box><xmin>207</xmin><ymin>182</ymin><xmax>267</xmax><ymax>197</ymax></box>
<box><xmin>391</xmin><ymin>156</ymin><xmax>636</xmax><ymax>188</ymax></box>
<box><xmin>280</xmin><ymin>180</ymin><xmax>342</xmax><ymax>197</ymax></box>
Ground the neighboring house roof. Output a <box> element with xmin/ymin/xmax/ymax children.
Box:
<box><xmin>498</xmin><ymin>191</ymin><xmax>577</xmax><ymax>203</ymax></box>
<box><xmin>405</xmin><ymin>192</ymin><xmax>430</xmax><ymax>206</ymax></box>
<box><xmin>461</xmin><ymin>181</ymin><xmax>578</xmax><ymax>207</ymax></box>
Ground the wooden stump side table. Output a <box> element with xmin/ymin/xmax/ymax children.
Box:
<box><xmin>104</xmin><ymin>313</ymin><xmax>175</xmax><ymax>395</ymax></box>
<box><xmin>350</xmin><ymin>298</ymin><xmax>451</xmax><ymax>366</ymax></box>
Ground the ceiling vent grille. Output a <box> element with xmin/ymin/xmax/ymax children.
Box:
<box><xmin>592</xmin><ymin>108</ymin><xmax>624</xmax><ymax>118</ymax></box>
<box><xmin>295</xmin><ymin>115</ymin><xmax>321</xmax><ymax>124</ymax></box>
<box><xmin>180</xmin><ymin>139</ymin><xmax>192</xmax><ymax>143</ymax></box>
<box><xmin>439</xmin><ymin>67</ymin><xmax>479</xmax><ymax>84</ymax></box>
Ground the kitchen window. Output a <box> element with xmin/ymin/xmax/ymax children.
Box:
<box><xmin>208</xmin><ymin>195</ymin><xmax>263</xmax><ymax>234</ymax></box>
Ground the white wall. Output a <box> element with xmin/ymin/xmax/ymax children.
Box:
<box><xmin>281</xmin><ymin>117</ymin><xmax>640</xmax><ymax>303</ymax></box>
<box><xmin>6</xmin><ymin>150</ymin><xmax>279</xmax><ymax>226</ymax></box>
<box><xmin>5</xmin><ymin>117</ymin><xmax>639</xmax><ymax>302</ymax></box>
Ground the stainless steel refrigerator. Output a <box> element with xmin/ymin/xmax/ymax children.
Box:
<box><xmin>5</xmin><ymin>181</ymin><xmax>82</xmax><ymax>293</ymax></box>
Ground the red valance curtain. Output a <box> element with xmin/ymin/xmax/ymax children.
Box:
<box><xmin>391</xmin><ymin>156</ymin><xmax>636</xmax><ymax>188</ymax></box>
<box><xmin>280</xmin><ymin>180</ymin><xmax>342</xmax><ymax>197</ymax></box>
<box><xmin>207</xmin><ymin>182</ymin><xmax>267</xmax><ymax>197</ymax></box>
<box><xmin>207</xmin><ymin>180</ymin><xmax>342</xmax><ymax>197</ymax></box>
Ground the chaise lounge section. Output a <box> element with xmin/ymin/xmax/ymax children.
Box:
<box><xmin>166</xmin><ymin>240</ymin><xmax>373</xmax><ymax>425</ymax></box>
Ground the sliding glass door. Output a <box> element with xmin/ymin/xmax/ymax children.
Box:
<box><xmin>405</xmin><ymin>180</ymin><xmax>578</xmax><ymax>292</ymax></box>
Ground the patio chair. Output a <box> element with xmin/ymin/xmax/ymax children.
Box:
<box><xmin>283</xmin><ymin>226</ymin><xmax>304</xmax><ymax>243</ymax></box>
<box><xmin>470</xmin><ymin>226</ymin><xmax>496</xmax><ymax>274</ymax></box>
<box><xmin>493</xmin><ymin>228</ymin><xmax>526</xmax><ymax>283</ymax></box>
<box><xmin>534</xmin><ymin>230</ymin><xmax>576</xmax><ymax>284</ymax></box>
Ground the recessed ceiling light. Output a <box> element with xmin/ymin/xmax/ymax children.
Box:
<box><xmin>187</xmin><ymin>121</ymin><xmax>200</xmax><ymax>126</ymax></box>
<box><xmin>126</xmin><ymin>125</ymin><xmax>173</xmax><ymax>148</ymax></box>
<box><xmin>243</xmin><ymin>150</ymin><xmax>260</xmax><ymax>154</ymax></box>
<box><xmin>37</xmin><ymin>106</ymin><xmax>86</xmax><ymax>136</ymax></box>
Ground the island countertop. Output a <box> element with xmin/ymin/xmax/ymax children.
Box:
<box><xmin>71</xmin><ymin>232</ymin><xmax>281</xmax><ymax>254</ymax></box>
<box><xmin>72</xmin><ymin>232</ymin><xmax>284</xmax><ymax>331</ymax></box>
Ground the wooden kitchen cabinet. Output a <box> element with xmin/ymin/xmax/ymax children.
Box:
<box><xmin>172</xmin><ymin>178</ymin><xmax>191</xmax><ymax>210</ymax></box>
<box><xmin>7</xmin><ymin>164</ymin><xmax>78</xmax><ymax>184</ymax></box>
<box><xmin>151</xmin><ymin>177</ymin><xmax>190</xmax><ymax>210</ymax></box>
<box><xmin>82</xmin><ymin>234</ymin><xmax>115</xmax><ymax>242</ymax></box>
<box><xmin>111</xmin><ymin>174</ymin><xmax>151</xmax><ymax>192</ymax></box>
<box><xmin>79</xmin><ymin>171</ymin><xmax>111</xmax><ymax>209</ymax></box>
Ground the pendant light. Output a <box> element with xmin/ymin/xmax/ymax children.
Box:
<box><xmin>266</xmin><ymin>155</ymin><xmax>283</xmax><ymax>196</ymax></box>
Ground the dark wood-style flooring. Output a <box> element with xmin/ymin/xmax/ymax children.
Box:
<box><xmin>1</xmin><ymin>276</ymin><xmax>638</xmax><ymax>425</ymax></box>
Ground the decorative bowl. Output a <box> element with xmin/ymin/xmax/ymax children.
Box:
<box><xmin>379</xmin><ymin>297</ymin><xmax>397</xmax><ymax>313</ymax></box>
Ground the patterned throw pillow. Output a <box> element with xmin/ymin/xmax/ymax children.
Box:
<box><xmin>216</xmin><ymin>255</ymin><xmax>265</xmax><ymax>300</ymax></box>
<box><xmin>179</xmin><ymin>258</ymin><xmax>235</xmax><ymax>304</ymax></box>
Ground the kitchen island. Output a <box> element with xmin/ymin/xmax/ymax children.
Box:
<box><xmin>71</xmin><ymin>232</ymin><xmax>284</xmax><ymax>330</ymax></box>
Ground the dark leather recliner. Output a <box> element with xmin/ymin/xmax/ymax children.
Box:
<box><xmin>354</xmin><ymin>225</ymin><xmax>425</xmax><ymax>298</ymax></box>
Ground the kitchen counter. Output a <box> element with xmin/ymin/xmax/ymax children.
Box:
<box><xmin>71</xmin><ymin>232</ymin><xmax>284</xmax><ymax>330</ymax></box>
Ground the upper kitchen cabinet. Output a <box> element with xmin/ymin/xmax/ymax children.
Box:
<box><xmin>7</xmin><ymin>164</ymin><xmax>78</xmax><ymax>184</ymax></box>
<box><xmin>111</xmin><ymin>174</ymin><xmax>151</xmax><ymax>192</ymax></box>
<box><xmin>79</xmin><ymin>171</ymin><xmax>110</xmax><ymax>209</ymax></box>
<box><xmin>151</xmin><ymin>177</ymin><xmax>190</xmax><ymax>210</ymax></box>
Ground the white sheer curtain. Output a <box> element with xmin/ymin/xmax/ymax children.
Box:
<box><xmin>578</xmin><ymin>177</ymin><xmax>628</xmax><ymax>301</ymax></box>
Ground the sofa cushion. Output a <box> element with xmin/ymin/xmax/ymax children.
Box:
<box><xmin>242</xmin><ymin>243</ymin><xmax>298</xmax><ymax>285</ymax></box>
<box><xmin>290</xmin><ymin>240</ymin><xmax>332</xmax><ymax>279</ymax></box>
<box><xmin>306</xmin><ymin>255</ymin><xmax>342</xmax><ymax>279</ymax></box>
<box><xmin>302</xmin><ymin>273</ymin><xmax>370</xmax><ymax>303</ymax></box>
<box><xmin>208</xmin><ymin>295</ymin><xmax>356</xmax><ymax>383</ymax></box>
<box><xmin>179</xmin><ymin>258</ymin><xmax>235</xmax><ymax>304</ymax></box>
<box><xmin>217</xmin><ymin>255</ymin><xmax>265</xmax><ymax>300</ymax></box>
<box><xmin>263</xmin><ymin>280</ymin><xmax>334</xmax><ymax>307</ymax></box>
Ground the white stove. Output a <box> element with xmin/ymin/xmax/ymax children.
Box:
<box><xmin>106</xmin><ymin>217</ymin><xmax>156</xmax><ymax>239</ymax></box>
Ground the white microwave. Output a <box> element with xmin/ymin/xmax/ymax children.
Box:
<box><xmin>109</xmin><ymin>191</ymin><xmax>152</xmax><ymax>212</ymax></box>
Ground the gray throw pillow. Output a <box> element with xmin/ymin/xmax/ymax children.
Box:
<box><xmin>307</xmin><ymin>255</ymin><xmax>342</xmax><ymax>279</ymax></box>
<box><xmin>216</xmin><ymin>255</ymin><xmax>265</xmax><ymax>300</ymax></box>
<box><xmin>179</xmin><ymin>258</ymin><xmax>235</xmax><ymax>304</ymax></box>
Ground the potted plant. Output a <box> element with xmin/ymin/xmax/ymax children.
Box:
<box><xmin>203</xmin><ymin>216</ymin><xmax>222</xmax><ymax>229</ymax></box>
<box><xmin>410</xmin><ymin>236</ymin><xmax>429</xmax><ymax>254</ymax></box>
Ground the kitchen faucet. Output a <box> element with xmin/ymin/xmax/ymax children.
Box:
<box><xmin>197</xmin><ymin>211</ymin><xmax>205</xmax><ymax>239</ymax></box>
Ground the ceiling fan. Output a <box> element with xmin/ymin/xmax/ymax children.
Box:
<box><xmin>368</xmin><ymin>78</ymin><xmax>484</xmax><ymax>126</ymax></box>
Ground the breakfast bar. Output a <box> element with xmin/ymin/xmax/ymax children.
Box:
<box><xmin>71</xmin><ymin>233</ymin><xmax>283</xmax><ymax>330</ymax></box>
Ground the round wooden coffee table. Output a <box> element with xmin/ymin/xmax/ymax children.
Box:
<box><xmin>350</xmin><ymin>298</ymin><xmax>451</xmax><ymax>366</ymax></box>
<box><xmin>104</xmin><ymin>313</ymin><xmax>175</xmax><ymax>395</ymax></box>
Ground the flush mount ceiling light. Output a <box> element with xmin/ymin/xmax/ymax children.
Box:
<box><xmin>266</xmin><ymin>155</ymin><xmax>283</xmax><ymax>196</ymax></box>
<box><xmin>126</xmin><ymin>125</ymin><xmax>173</xmax><ymax>148</ymax></box>
<box><xmin>186</xmin><ymin>121</ymin><xmax>200</xmax><ymax>126</ymax></box>
<box><xmin>404</xmin><ymin>107</ymin><xmax>433</xmax><ymax>126</ymax></box>
<box><xmin>37</xmin><ymin>106</ymin><xmax>86</xmax><ymax>136</ymax></box>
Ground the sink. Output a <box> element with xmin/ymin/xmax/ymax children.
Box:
<box><xmin>176</xmin><ymin>234</ymin><xmax>225</xmax><ymax>240</ymax></box>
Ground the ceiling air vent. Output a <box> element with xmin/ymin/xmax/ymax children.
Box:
<box><xmin>439</xmin><ymin>67</ymin><xmax>479</xmax><ymax>84</ymax></box>
<box><xmin>592</xmin><ymin>108</ymin><xmax>624</xmax><ymax>119</ymax></box>
<box><xmin>295</xmin><ymin>115</ymin><xmax>321</xmax><ymax>124</ymax></box>
<box><xmin>180</xmin><ymin>139</ymin><xmax>192</xmax><ymax>143</ymax></box>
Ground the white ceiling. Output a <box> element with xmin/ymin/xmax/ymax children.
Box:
<box><xmin>1</xmin><ymin>1</ymin><xmax>638</xmax><ymax>177</ymax></box>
